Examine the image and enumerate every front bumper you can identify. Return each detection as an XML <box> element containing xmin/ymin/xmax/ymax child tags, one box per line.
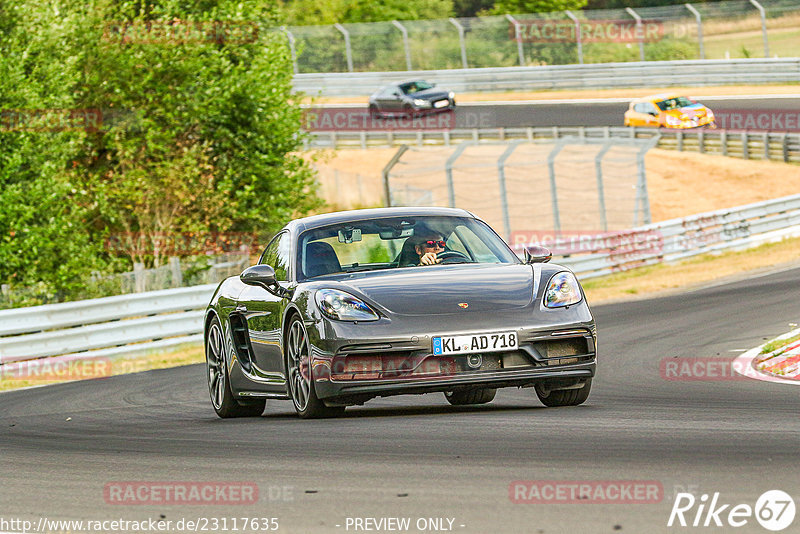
<box><xmin>310</xmin><ymin>320</ymin><xmax>597</xmax><ymax>402</ymax></box>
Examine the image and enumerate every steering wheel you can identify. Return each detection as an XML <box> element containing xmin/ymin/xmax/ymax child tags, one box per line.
<box><xmin>436</xmin><ymin>250</ymin><xmax>472</xmax><ymax>264</ymax></box>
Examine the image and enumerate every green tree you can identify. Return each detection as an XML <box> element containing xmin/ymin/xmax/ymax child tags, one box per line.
<box><xmin>0</xmin><ymin>0</ymin><xmax>321</xmax><ymax>302</ymax></box>
<box><xmin>490</xmin><ymin>0</ymin><xmax>587</xmax><ymax>14</ymax></box>
<box><xmin>279</xmin><ymin>0</ymin><xmax>454</xmax><ymax>26</ymax></box>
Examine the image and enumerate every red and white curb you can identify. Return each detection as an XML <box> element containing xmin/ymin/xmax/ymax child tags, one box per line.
<box><xmin>734</xmin><ymin>327</ymin><xmax>800</xmax><ymax>385</ymax></box>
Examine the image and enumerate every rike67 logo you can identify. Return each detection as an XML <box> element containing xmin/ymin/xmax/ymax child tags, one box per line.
<box><xmin>668</xmin><ymin>490</ymin><xmax>796</xmax><ymax>531</ymax></box>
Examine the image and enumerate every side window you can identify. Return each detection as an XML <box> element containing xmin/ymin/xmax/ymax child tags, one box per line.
<box><xmin>452</xmin><ymin>225</ymin><xmax>499</xmax><ymax>263</ymax></box>
<box><xmin>646</xmin><ymin>103</ymin><xmax>659</xmax><ymax>115</ymax></box>
<box><xmin>633</xmin><ymin>103</ymin><xmax>644</xmax><ymax>113</ymax></box>
<box><xmin>259</xmin><ymin>231</ymin><xmax>291</xmax><ymax>281</ymax></box>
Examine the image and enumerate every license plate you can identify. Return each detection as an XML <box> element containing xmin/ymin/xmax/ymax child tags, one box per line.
<box><xmin>432</xmin><ymin>331</ymin><xmax>518</xmax><ymax>355</ymax></box>
<box><xmin>433</xmin><ymin>100</ymin><xmax>449</xmax><ymax>108</ymax></box>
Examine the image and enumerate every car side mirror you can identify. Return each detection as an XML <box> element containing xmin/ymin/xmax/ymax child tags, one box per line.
<box><xmin>240</xmin><ymin>265</ymin><xmax>281</xmax><ymax>293</ymax></box>
<box><xmin>524</xmin><ymin>245</ymin><xmax>552</xmax><ymax>264</ymax></box>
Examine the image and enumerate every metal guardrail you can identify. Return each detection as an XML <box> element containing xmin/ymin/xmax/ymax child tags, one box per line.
<box><xmin>305</xmin><ymin>126</ymin><xmax>800</xmax><ymax>163</ymax></box>
<box><xmin>549</xmin><ymin>193</ymin><xmax>800</xmax><ymax>278</ymax></box>
<box><xmin>293</xmin><ymin>59</ymin><xmax>800</xmax><ymax>97</ymax></box>
<box><xmin>0</xmin><ymin>284</ymin><xmax>217</xmax><ymax>366</ymax></box>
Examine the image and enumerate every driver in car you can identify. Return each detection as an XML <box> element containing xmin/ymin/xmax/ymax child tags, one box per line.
<box><xmin>413</xmin><ymin>232</ymin><xmax>445</xmax><ymax>266</ymax></box>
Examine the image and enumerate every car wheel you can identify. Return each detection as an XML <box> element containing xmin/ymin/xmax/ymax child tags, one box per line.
<box><xmin>206</xmin><ymin>316</ymin><xmax>265</xmax><ymax>418</ymax></box>
<box><xmin>444</xmin><ymin>388</ymin><xmax>496</xmax><ymax>406</ymax></box>
<box><xmin>285</xmin><ymin>315</ymin><xmax>345</xmax><ymax>419</ymax></box>
<box><xmin>535</xmin><ymin>378</ymin><xmax>592</xmax><ymax>407</ymax></box>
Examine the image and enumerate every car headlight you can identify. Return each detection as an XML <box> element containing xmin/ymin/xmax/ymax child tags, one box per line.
<box><xmin>412</xmin><ymin>98</ymin><xmax>429</xmax><ymax>107</ymax></box>
<box><xmin>315</xmin><ymin>289</ymin><xmax>379</xmax><ymax>322</ymax></box>
<box><xmin>448</xmin><ymin>91</ymin><xmax>455</xmax><ymax>99</ymax></box>
<box><xmin>665</xmin><ymin>115</ymin><xmax>682</xmax><ymax>126</ymax></box>
<box><xmin>544</xmin><ymin>272</ymin><xmax>582</xmax><ymax>308</ymax></box>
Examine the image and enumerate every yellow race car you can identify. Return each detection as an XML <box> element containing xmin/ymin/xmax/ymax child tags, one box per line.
<box><xmin>624</xmin><ymin>94</ymin><xmax>716</xmax><ymax>129</ymax></box>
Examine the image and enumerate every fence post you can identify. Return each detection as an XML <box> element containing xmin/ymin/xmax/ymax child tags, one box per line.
<box><xmin>334</xmin><ymin>23</ymin><xmax>354</xmax><ymax>72</ymax></box>
<box><xmin>382</xmin><ymin>145</ymin><xmax>409</xmax><ymax>207</ymax></box>
<box><xmin>1</xmin><ymin>284</ymin><xmax>9</xmax><ymax>305</ymax></box>
<box><xmin>721</xmin><ymin>129</ymin><xmax>728</xmax><ymax>156</ymax></box>
<box><xmin>281</xmin><ymin>27</ymin><xmax>299</xmax><ymax>74</ymax></box>
<box><xmin>595</xmin><ymin>143</ymin><xmax>613</xmax><ymax>232</ymax></box>
<box><xmin>677</xmin><ymin>129</ymin><xmax>684</xmax><ymax>151</ymax></box>
<box><xmin>698</xmin><ymin>130</ymin><xmax>704</xmax><ymax>154</ymax></box>
<box><xmin>565</xmin><ymin>10</ymin><xmax>583</xmax><ymax>64</ymax></box>
<box><xmin>748</xmin><ymin>0</ymin><xmax>770</xmax><ymax>58</ymax></box>
<box><xmin>506</xmin><ymin>14</ymin><xmax>525</xmax><ymax>67</ymax></box>
<box><xmin>625</xmin><ymin>7</ymin><xmax>646</xmax><ymax>61</ymax></box>
<box><xmin>169</xmin><ymin>257</ymin><xmax>182</xmax><ymax>288</ymax></box>
<box><xmin>449</xmin><ymin>18</ymin><xmax>468</xmax><ymax>69</ymax></box>
<box><xmin>634</xmin><ymin>135</ymin><xmax>659</xmax><ymax>226</ymax></box>
<box><xmin>741</xmin><ymin>131</ymin><xmax>750</xmax><ymax>159</ymax></box>
<box><xmin>782</xmin><ymin>132</ymin><xmax>789</xmax><ymax>162</ymax></box>
<box><xmin>391</xmin><ymin>20</ymin><xmax>412</xmax><ymax>71</ymax></box>
<box><xmin>133</xmin><ymin>262</ymin><xmax>146</xmax><ymax>293</ymax></box>
<box><xmin>445</xmin><ymin>142</ymin><xmax>473</xmax><ymax>208</ymax></box>
<box><xmin>547</xmin><ymin>141</ymin><xmax>567</xmax><ymax>232</ymax></box>
<box><xmin>763</xmin><ymin>131</ymin><xmax>770</xmax><ymax>160</ymax></box>
<box><xmin>497</xmin><ymin>140</ymin><xmax>523</xmax><ymax>242</ymax></box>
<box><xmin>684</xmin><ymin>4</ymin><xmax>704</xmax><ymax>59</ymax></box>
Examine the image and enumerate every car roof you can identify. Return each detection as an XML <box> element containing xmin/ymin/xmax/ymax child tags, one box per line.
<box><xmin>289</xmin><ymin>207</ymin><xmax>475</xmax><ymax>232</ymax></box>
<box><xmin>632</xmin><ymin>93</ymin><xmax>685</xmax><ymax>104</ymax></box>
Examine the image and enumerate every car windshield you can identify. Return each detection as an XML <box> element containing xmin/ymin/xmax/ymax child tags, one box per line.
<box><xmin>399</xmin><ymin>81</ymin><xmax>434</xmax><ymax>94</ymax></box>
<box><xmin>297</xmin><ymin>216</ymin><xmax>519</xmax><ymax>280</ymax></box>
<box><xmin>655</xmin><ymin>96</ymin><xmax>695</xmax><ymax>111</ymax></box>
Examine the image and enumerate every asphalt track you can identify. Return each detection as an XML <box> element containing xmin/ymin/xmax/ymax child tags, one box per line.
<box><xmin>456</xmin><ymin>96</ymin><xmax>800</xmax><ymax>128</ymax></box>
<box><xmin>2</xmin><ymin>265</ymin><xmax>800</xmax><ymax>533</ymax></box>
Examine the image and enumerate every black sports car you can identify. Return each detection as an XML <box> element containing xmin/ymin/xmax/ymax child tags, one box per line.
<box><xmin>368</xmin><ymin>80</ymin><xmax>455</xmax><ymax>118</ymax></box>
<box><xmin>204</xmin><ymin>207</ymin><xmax>596</xmax><ymax>419</ymax></box>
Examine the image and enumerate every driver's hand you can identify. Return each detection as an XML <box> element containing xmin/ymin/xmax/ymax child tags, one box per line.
<box><xmin>419</xmin><ymin>252</ymin><xmax>441</xmax><ymax>266</ymax></box>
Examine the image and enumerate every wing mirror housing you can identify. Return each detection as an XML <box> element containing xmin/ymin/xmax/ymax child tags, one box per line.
<box><xmin>240</xmin><ymin>265</ymin><xmax>290</xmax><ymax>297</ymax></box>
<box><xmin>524</xmin><ymin>245</ymin><xmax>552</xmax><ymax>264</ymax></box>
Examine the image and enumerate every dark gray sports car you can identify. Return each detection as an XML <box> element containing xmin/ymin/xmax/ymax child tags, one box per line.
<box><xmin>204</xmin><ymin>207</ymin><xmax>596</xmax><ymax>419</ymax></box>
<box><xmin>368</xmin><ymin>80</ymin><xmax>455</xmax><ymax>118</ymax></box>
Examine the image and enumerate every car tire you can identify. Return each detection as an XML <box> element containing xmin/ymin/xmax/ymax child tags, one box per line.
<box><xmin>444</xmin><ymin>388</ymin><xmax>496</xmax><ymax>406</ymax></box>
<box><xmin>535</xmin><ymin>378</ymin><xmax>592</xmax><ymax>407</ymax></box>
<box><xmin>206</xmin><ymin>316</ymin><xmax>265</xmax><ymax>418</ymax></box>
<box><xmin>285</xmin><ymin>315</ymin><xmax>346</xmax><ymax>419</ymax></box>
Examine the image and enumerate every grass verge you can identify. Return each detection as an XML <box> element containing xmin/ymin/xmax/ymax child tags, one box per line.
<box><xmin>583</xmin><ymin>235</ymin><xmax>800</xmax><ymax>304</ymax></box>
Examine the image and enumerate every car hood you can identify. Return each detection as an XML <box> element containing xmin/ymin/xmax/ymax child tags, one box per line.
<box><xmin>409</xmin><ymin>88</ymin><xmax>451</xmax><ymax>101</ymax></box>
<box><xmin>331</xmin><ymin>263</ymin><xmax>535</xmax><ymax>316</ymax></box>
<box><xmin>664</xmin><ymin>104</ymin><xmax>710</xmax><ymax>118</ymax></box>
